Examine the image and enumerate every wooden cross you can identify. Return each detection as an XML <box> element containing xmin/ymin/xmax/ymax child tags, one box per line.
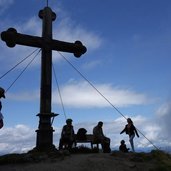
<box><xmin>1</xmin><ymin>6</ymin><xmax>86</xmax><ymax>152</ymax></box>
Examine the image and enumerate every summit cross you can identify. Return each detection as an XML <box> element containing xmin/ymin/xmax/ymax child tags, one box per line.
<box><xmin>1</xmin><ymin>6</ymin><xmax>87</xmax><ymax>151</ymax></box>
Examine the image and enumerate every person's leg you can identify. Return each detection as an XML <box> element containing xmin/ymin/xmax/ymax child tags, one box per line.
<box><xmin>68</xmin><ymin>139</ymin><xmax>73</xmax><ymax>150</ymax></box>
<box><xmin>129</xmin><ymin>134</ymin><xmax>135</xmax><ymax>152</ymax></box>
<box><xmin>103</xmin><ymin>137</ymin><xmax>111</xmax><ymax>153</ymax></box>
<box><xmin>59</xmin><ymin>138</ymin><xmax>63</xmax><ymax>150</ymax></box>
<box><xmin>105</xmin><ymin>137</ymin><xmax>110</xmax><ymax>146</ymax></box>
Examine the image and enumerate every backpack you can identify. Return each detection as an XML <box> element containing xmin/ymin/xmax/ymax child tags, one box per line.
<box><xmin>76</xmin><ymin>128</ymin><xmax>87</xmax><ymax>141</ymax></box>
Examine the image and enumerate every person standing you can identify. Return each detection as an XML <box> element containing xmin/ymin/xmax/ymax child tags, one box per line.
<box><xmin>120</xmin><ymin>118</ymin><xmax>139</xmax><ymax>152</ymax></box>
<box><xmin>0</xmin><ymin>87</ymin><xmax>5</xmax><ymax>129</ymax></box>
<box><xmin>93</xmin><ymin>121</ymin><xmax>111</xmax><ymax>153</ymax></box>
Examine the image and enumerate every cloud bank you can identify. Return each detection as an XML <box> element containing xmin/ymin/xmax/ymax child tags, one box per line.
<box><xmin>0</xmin><ymin>124</ymin><xmax>35</xmax><ymax>154</ymax></box>
<box><xmin>0</xmin><ymin>113</ymin><xmax>171</xmax><ymax>155</ymax></box>
<box><xmin>53</xmin><ymin>81</ymin><xmax>151</xmax><ymax>108</ymax></box>
<box><xmin>6</xmin><ymin>80</ymin><xmax>151</xmax><ymax>109</ymax></box>
<box><xmin>156</xmin><ymin>101</ymin><xmax>171</xmax><ymax>141</ymax></box>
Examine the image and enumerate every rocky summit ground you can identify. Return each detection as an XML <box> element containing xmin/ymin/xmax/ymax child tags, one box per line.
<box><xmin>0</xmin><ymin>150</ymin><xmax>171</xmax><ymax>171</ymax></box>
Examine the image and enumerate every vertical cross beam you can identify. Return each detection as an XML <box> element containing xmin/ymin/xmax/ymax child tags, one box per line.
<box><xmin>36</xmin><ymin>7</ymin><xmax>57</xmax><ymax>151</ymax></box>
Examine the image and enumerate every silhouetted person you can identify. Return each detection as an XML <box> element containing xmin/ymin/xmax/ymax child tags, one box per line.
<box><xmin>120</xmin><ymin>118</ymin><xmax>139</xmax><ymax>152</ymax></box>
<box><xmin>119</xmin><ymin>140</ymin><xmax>130</xmax><ymax>153</ymax></box>
<box><xmin>0</xmin><ymin>87</ymin><xmax>5</xmax><ymax>129</ymax></box>
<box><xmin>93</xmin><ymin>121</ymin><xmax>111</xmax><ymax>153</ymax></box>
<box><xmin>59</xmin><ymin>118</ymin><xmax>75</xmax><ymax>151</ymax></box>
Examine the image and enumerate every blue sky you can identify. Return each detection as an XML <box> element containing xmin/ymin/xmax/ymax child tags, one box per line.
<box><xmin>0</xmin><ymin>0</ymin><xmax>171</xmax><ymax>154</ymax></box>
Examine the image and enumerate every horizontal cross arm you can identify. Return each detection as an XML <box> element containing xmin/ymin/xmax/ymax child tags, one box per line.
<box><xmin>1</xmin><ymin>28</ymin><xmax>43</xmax><ymax>48</ymax></box>
<box><xmin>51</xmin><ymin>40</ymin><xmax>87</xmax><ymax>57</ymax></box>
<box><xmin>1</xmin><ymin>28</ymin><xmax>87</xmax><ymax>57</ymax></box>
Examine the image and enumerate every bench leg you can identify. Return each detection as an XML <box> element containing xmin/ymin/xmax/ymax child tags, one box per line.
<box><xmin>91</xmin><ymin>142</ymin><xmax>93</xmax><ymax>149</ymax></box>
<box><xmin>91</xmin><ymin>143</ymin><xmax>99</xmax><ymax>150</ymax></box>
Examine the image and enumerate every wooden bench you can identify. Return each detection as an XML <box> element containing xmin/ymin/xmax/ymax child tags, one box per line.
<box><xmin>74</xmin><ymin>134</ymin><xmax>100</xmax><ymax>149</ymax></box>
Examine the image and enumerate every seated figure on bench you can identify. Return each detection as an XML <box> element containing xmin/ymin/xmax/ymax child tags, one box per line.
<box><xmin>59</xmin><ymin>118</ymin><xmax>75</xmax><ymax>151</ymax></box>
<box><xmin>93</xmin><ymin>121</ymin><xmax>111</xmax><ymax>153</ymax></box>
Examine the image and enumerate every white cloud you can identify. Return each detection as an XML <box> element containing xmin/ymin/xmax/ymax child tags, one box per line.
<box><xmin>156</xmin><ymin>101</ymin><xmax>171</xmax><ymax>117</ymax></box>
<box><xmin>6</xmin><ymin>80</ymin><xmax>151</xmax><ymax>108</ymax></box>
<box><xmin>4</xmin><ymin>80</ymin><xmax>151</xmax><ymax>108</ymax></box>
<box><xmin>20</xmin><ymin>17</ymin><xmax>41</xmax><ymax>36</ymax></box>
<box><xmin>0</xmin><ymin>124</ymin><xmax>35</xmax><ymax>154</ymax></box>
<box><xmin>142</xmin><ymin>125</ymin><xmax>160</xmax><ymax>142</ymax></box>
<box><xmin>53</xmin><ymin>81</ymin><xmax>151</xmax><ymax>108</ymax></box>
<box><xmin>155</xmin><ymin>101</ymin><xmax>171</xmax><ymax>141</ymax></box>
<box><xmin>54</xmin><ymin>23</ymin><xmax>102</xmax><ymax>51</ymax></box>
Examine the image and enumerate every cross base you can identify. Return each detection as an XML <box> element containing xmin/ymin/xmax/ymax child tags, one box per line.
<box><xmin>35</xmin><ymin>113</ymin><xmax>58</xmax><ymax>152</ymax></box>
<box><xmin>30</xmin><ymin>144</ymin><xmax>58</xmax><ymax>154</ymax></box>
<box><xmin>35</xmin><ymin>129</ymin><xmax>56</xmax><ymax>151</ymax></box>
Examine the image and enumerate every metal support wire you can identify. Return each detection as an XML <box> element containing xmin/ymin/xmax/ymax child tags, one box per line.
<box><xmin>52</xmin><ymin>62</ymin><xmax>67</xmax><ymax>120</ymax></box>
<box><xmin>0</xmin><ymin>48</ymin><xmax>39</xmax><ymax>80</ymax></box>
<box><xmin>6</xmin><ymin>49</ymin><xmax>41</xmax><ymax>93</ymax></box>
<box><xmin>57</xmin><ymin>51</ymin><xmax>159</xmax><ymax>151</ymax></box>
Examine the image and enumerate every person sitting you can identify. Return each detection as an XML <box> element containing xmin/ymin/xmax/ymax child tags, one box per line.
<box><xmin>93</xmin><ymin>121</ymin><xmax>111</xmax><ymax>153</ymax></box>
<box><xmin>59</xmin><ymin>118</ymin><xmax>75</xmax><ymax>151</ymax></box>
<box><xmin>119</xmin><ymin>140</ymin><xmax>130</xmax><ymax>153</ymax></box>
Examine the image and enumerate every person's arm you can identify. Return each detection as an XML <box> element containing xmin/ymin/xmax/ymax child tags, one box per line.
<box><xmin>72</xmin><ymin>126</ymin><xmax>75</xmax><ymax>138</ymax></box>
<box><xmin>120</xmin><ymin>126</ymin><xmax>126</xmax><ymax>134</ymax></box>
<box><xmin>100</xmin><ymin>128</ymin><xmax>105</xmax><ymax>137</ymax></box>
<box><xmin>61</xmin><ymin>125</ymin><xmax>66</xmax><ymax>137</ymax></box>
<box><xmin>72</xmin><ymin>126</ymin><xmax>75</xmax><ymax>135</ymax></box>
<box><xmin>93</xmin><ymin>126</ymin><xmax>103</xmax><ymax>139</ymax></box>
<box><xmin>0</xmin><ymin>112</ymin><xmax>3</xmax><ymax>120</ymax></box>
<box><xmin>133</xmin><ymin>125</ymin><xmax>139</xmax><ymax>137</ymax></box>
<box><xmin>93</xmin><ymin>126</ymin><xmax>97</xmax><ymax>135</ymax></box>
<box><xmin>0</xmin><ymin>101</ymin><xmax>2</xmax><ymax>111</ymax></box>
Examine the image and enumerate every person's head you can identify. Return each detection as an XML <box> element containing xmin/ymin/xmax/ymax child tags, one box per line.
<box><xmin>127</xmin><ymin>118</ymin><xmax>133</xmax><ymax>124</ymax></box>
<box><xmin>66</xmin><ymin>118</ymin><xmax>73</xmax><ymax>125</ymax></box>
<box><xmin>0</xmin><ymin>87</ymin><xmax>5</xmax><ymax>99</ymax></box>
<box><xmin>120</xmin><ymin>140</ymin><xmax>125</xmax><ymax>145</ymax></box>
<box><xmin>97</xmin><ymin>121</ymin><xmax>103</xmax><ymax>128</ymax></box>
